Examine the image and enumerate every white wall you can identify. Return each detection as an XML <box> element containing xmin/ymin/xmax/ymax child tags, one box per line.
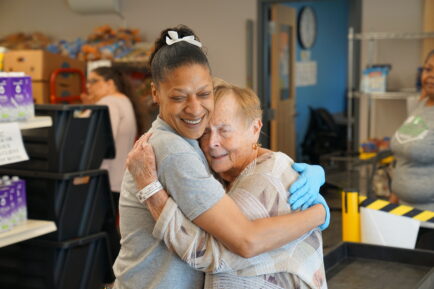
<box><xmin>0</xmin><ymin>0</ymin><xmax>257</xmax><ymax>87</ymax></box>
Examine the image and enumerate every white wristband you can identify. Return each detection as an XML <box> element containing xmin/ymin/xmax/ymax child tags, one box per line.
<box><xmin>136</xmin><ymin>180</ymin><xmax>163</xmax><ymax>203</ymax></box>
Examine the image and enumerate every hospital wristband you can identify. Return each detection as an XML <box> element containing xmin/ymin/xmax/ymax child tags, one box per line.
<box><xmin>136</xmin><ymin>180</ymin><xmax>163</xmax><ymax>203</ymax></box>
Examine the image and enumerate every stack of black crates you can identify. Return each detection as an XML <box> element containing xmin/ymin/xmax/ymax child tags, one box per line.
<box><xmin>0</xmin><ymin>105</ymin><xmax>119</xmax><ymax>289</ymax></box>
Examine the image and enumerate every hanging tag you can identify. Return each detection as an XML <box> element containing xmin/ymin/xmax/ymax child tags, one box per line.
<box><xmin>0</xmin><ymin>122</ymin><xmax>29</xmax><ymax>166</ymax></box>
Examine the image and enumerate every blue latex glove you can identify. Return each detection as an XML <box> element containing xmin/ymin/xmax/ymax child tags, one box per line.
<box><xmin>312</xmin><ymin>194</ymin><xmax>330</xmax><ymax>231</ymax></box>
<box><xmin>289</xmin><ymin>163</ymin><xmax>325</xmax><ymax>210</ymax></box>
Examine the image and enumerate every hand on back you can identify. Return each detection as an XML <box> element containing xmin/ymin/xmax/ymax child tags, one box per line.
<box><xmin>126</xmin><ymin>132</ymin><xmax>158</xmax><ymax>190</ymax></box>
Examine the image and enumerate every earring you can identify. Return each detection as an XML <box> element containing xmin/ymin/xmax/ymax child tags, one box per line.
<box><xmin>252</xmin><ymin>143</ymin><xmax>262</xmax><ymax>150</ymax></box>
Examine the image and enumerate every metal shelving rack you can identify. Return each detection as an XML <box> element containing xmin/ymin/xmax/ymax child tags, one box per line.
<box><xmin>347</xmin><ymin>28</ymin><xmax>434</xmax><ymax>151</ymax></box>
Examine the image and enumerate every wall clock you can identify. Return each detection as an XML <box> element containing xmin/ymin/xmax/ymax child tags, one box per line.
<box><xmin>298</xmin><ymin>6</ymin><xmax>317</xmax><ymax>49</ymax></box>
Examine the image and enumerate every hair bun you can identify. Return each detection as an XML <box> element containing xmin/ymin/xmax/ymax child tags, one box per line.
<box><xmin>150</xmin><ymin>25</ymin><xmax>200</xmax><ymax>65</ymax></box>
<box><xmin>149</xmin><ymin>25</ymin><xmax>210</xmax><ymax>85</ymax></box>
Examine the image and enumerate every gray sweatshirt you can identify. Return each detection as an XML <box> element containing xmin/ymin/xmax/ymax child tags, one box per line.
<box><xmin>391</xmin><ymin>98</ymin><xmax>434</xmax><ymax>211</ymax></box>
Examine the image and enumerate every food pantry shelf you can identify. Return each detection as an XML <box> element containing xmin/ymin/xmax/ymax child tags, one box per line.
<box><xmin>0</xmin><ymin>116</ymin><xmax>56</xmax><ymax>248</ymax></box>
<box><xmin>0</xmin><ymin>219</ymin><xmax>56</xmax><ymax>248</ymax></box>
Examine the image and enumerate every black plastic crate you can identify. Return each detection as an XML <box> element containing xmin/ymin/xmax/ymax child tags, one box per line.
<box><xmin>6</xmin><ymin>104</ymin><xmax>115</xmax><ymax>172</ymax></box>
<box><xmin>0</xmin><ymin>232</ymin><xmax>114</xmax><ymax>289</ymax></box>
<box><xmin>324</xmin><ymin>242</ymin><xmax>434</xmax><ymax>289</ymax></box>
<box><xmin>0</xmin><ymin>168</ymin><xmax>116</xmax><ymax>242</ymax></box>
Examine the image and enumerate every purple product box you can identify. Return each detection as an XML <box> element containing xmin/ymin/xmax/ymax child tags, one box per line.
<box><xmin>0</xmin><ymin>76</ymin><xmax>14</xmax><ymax>122</ymax></box>
<box><xmin>11</xmin><ymin>76</ymin><xmax>34</xmax><ymax>120</ymax></box>
<box><xmin>12</xmin><ymin>177</ymin><xmax>27</xmax><ymax>223</ymax></box>
<box><xmin>0</xmin><ymin>185</ymin><xmax>12</xmax><ymax>232</ymax></box>
<box><xmin>5</xmin><ymin>182</ymin><xmax>18</xmax><ymax>226</ymax></box>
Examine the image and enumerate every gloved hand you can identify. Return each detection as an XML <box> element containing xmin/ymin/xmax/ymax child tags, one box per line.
<box><xmin>312</xmin><ymin>194</ymin><xmax>330</xmax><ymax>231</ymax></box>
<box><xmin>288</xmin><ymin>163</ymin><xmax>325</xmax><ymax>210</ymax></box>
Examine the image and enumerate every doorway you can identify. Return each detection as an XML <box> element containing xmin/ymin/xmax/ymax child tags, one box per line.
<box><xmin>258</xmin><ymin>0</ymin><xmax>357</xmax><ymax>160</ymax></box>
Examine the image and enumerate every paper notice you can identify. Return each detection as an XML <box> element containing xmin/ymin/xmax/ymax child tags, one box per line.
<box><xmin>0</xmin><ymin>122</ymin><xmax>29</xmax><ymax>166</ymax></box>
<box><xmin>296</xmin><ymin>61</ymin><xmax>317</xmax><ymax>87</ymax></box>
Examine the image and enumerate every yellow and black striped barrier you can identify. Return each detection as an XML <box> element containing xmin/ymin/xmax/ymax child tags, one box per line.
<box><xmin>358</xmin><ymin>196</ymin><xmax>434</xmax><ymax>224</ymax></box>
<box><xmin>342</xmin><ymin>191</ymin><xmax>434</xmax><ymax>243</ymax></box>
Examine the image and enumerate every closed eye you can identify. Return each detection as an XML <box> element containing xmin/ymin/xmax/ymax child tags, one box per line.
<box><xmin>198</xmin><ymin>91</ymin><xmax>211</xmax><ymax>98</ymax></box>
<box><xmin>219</xmin><ymin>127</ymin><xmax>232</xmax><ymax>137</ymax></box>
<box><xmin>171</xmin><ymin>96</ymin><xmax>186</xmax><ymax>102</ymax></box>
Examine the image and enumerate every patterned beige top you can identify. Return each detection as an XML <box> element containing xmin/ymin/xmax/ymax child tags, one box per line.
<box><xmin>152</xmin><ymin>151</ymin><xmax>327</xmax><ymax>289</ymax></box>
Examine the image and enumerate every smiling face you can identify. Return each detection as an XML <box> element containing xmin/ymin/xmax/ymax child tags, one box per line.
<box><xmin>200</xmin><ymin>91</ymin><xmax>262</xmax><ymax>182</ymax></box>
<box><xmin>422</xmin><ymin>55</ymin><xmax>434</xmax><ymax>99</ymax></box>
<box><xmin>152</xmin><ymin>64</ymin><xmax>214</xmax><ymax>139</ymax></box>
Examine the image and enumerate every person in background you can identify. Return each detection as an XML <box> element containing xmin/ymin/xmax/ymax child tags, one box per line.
<box><xmin>113</xmin><ymin>25</ymin><xmax>327</xmax><ymax>289</ymax></box>
<box><xmin>389</xmin><ymin>49</ymin><xmax>434</xmax><ymax>249</ymax></box>
<box><xmin>82</xmin><ymin>67</ymin><xmax>139</xmax><ymax>279</ymax></box>
<box><xmin>131</xmin><ymin>82</ymin><xmax>328</xmax><ymax>288</ymax></box>
<box><xmin>81</xmin><ymin>66</ymin><xmax>138</xmax><ymax>210</ymax></box>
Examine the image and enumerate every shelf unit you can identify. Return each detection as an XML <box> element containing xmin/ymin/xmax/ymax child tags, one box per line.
<box><xmin>347</xmin><ymin>28</ymin><xmax>434</xmax><ymax>151</ymax></box>
<box><xmin>353</xmin><ymin>91</ymin><xmax>421</xmax><ymax>141</ymax></box>
<box><xmin>0</xmin><ymin>220</ymin><xmax>56</xmax><ymax>248</ymax></box>
<box><xmin>0</xmin><ymin>116</ymin><xmax>56</xmax><ymax>247</ymax></box>
<box><xmin>18</xmin><ymin>116</ymin><xmax>52</xmax><ymax>130</ymax></box>
<box><xmin>353</xmin><ymin>91</ymin><xmax>420</xmax><ymax>100</ymax></box>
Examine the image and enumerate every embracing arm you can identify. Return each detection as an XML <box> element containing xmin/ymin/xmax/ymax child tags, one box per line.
<box><xmin>135</xmin><ymin>171</ymin><xmax>324</xmax><ymax>260</ymax></box>
<box><xmin>128</xmin><ymin>134</ymin><xmax>326</xmax><ymax>272</ymax></box>
<box><xmin>148</xmin><ymin>193</ymin><xmax>323</xmax><ymax>273</ymax></box>
<box><xmin>191</xmin><ymin>195</ymin><xmax>324</xmax><ymax>258</ymax></box>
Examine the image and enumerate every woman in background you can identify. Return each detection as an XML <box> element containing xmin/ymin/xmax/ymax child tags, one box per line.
<box><xmin>82</xmin><ymin>66</ymin><xmax>138</xmax><ymax>288</ymax></box>
<box><xmin>390</xmin><ymin>50</ymin><xmax>434</xmax><ymax>249</ymax></box>
<box><xmin>81</xmin><ymin>66</ymin><xmax>138</xmax><ymax>208</ymax></box>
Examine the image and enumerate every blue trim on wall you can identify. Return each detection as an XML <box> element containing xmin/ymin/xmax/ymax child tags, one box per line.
<box><xmin>286</xmin><ymin>0</ymin><xmax>348</xmax><ymax>160</ymax></box>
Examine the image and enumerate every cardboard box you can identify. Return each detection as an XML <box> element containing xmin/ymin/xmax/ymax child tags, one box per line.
<box><xmin>31</xmin><ymin>82</ymin><xmax>50</xmax><ymax>104</ymax></box>
<box><xmin>32</xmin><ymin>81</ymin><xmax>83</xmax><ymax>104</ymax></box>
<box><xmin>3</xmin><ymin>50</ymin><xmax>85</xmax><ymax>81</ymax></box>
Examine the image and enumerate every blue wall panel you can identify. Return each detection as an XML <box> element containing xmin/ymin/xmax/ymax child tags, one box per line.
<box><xmin>285</xmin><ymin>0</ymin><xmax>348</xmax><ymax>160</ymax></box>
